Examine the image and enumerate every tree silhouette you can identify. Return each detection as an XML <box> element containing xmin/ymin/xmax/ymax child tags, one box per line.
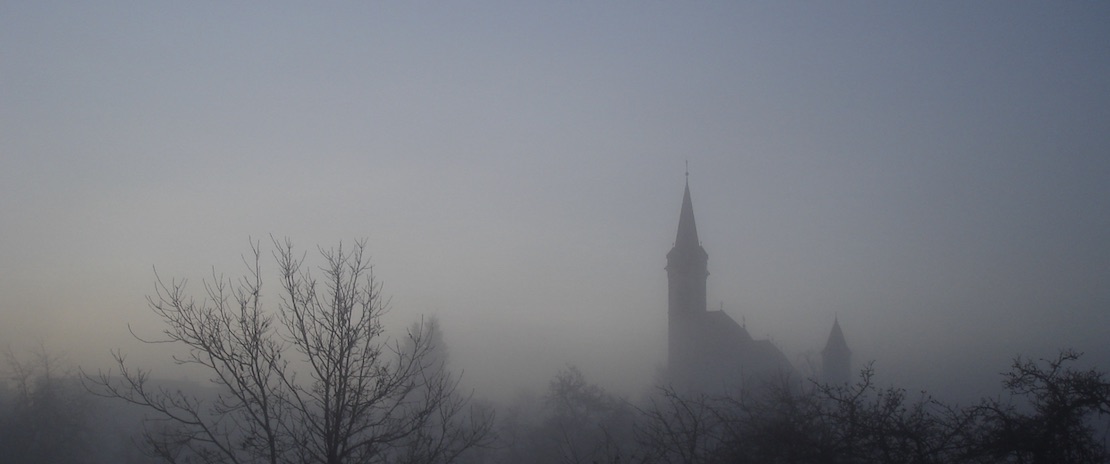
<box><xmin>970</xmin><ymin>349</ymin><xmax>1110</xmax><ymax>464</ymax></box>
<box><xmin>2</xmin><ymin>344</ymin><xmax>92</xmax><ymax>464</ymax></box>
<box><xmin>634</xmin><ymin>354</ymin><xmax>1110</xmax><ymax>464</ymax></box>
<box><xmin>85</xmin><ymin>238</ymin><xmax>493</xmax><ymax>464</ymax></box>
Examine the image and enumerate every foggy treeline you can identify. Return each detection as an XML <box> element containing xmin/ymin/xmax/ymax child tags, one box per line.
<box><xmin>4</xmin><ymin>343</ymin><xmax>1110</xmax><ymax>463</ymax></box>
<box><xmin>3</xmin><ymin>240</ymin><xmax>1109</xmax><ymax>464</ymax></box>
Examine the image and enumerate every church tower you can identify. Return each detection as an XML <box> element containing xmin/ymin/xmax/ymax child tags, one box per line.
<box><xmin>666</xmin><ymin>176</ymin><xmax>708</xmax><ymax>380</ymax></box>
<box><xmin>821</xmin><ymin>317</ymin><xmax>852</xmax><ymax>385</ymax></box>
<box><xmin>661</xmin><ymin>174</ymin><xmax>796</xmax><ymax>392</ymax></box>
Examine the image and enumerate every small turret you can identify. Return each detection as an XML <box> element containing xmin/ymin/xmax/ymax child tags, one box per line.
<box><xmin>821</xmin><ymin>317</ymin><xmax>851</xmax><ymax>385</ymax></box>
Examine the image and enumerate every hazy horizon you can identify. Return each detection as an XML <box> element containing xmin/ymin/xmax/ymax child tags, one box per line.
<box><xmin>3</xmin><ymin>2</ymin><xmax>1109</xmax><ymax>403</ymax></box>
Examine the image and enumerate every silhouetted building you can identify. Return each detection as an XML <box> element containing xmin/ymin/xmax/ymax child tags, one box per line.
<box><xmin>821</xmin><ymin>317</ymin><xmax>852</xmax><ymax>385</ymax></box>
<box><xmin>665</xmin><ymin>177</ymin><xmax>794</xmax><ymax>393</ymax></box>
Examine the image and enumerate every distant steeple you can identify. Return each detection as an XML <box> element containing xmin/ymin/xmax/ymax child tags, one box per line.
<box><xmin>666</xmin><ymin>171</ymin><xmax>710</xmax><ymax>382</ymax></box>
<box><xmin>674</xmin><ymin>177</ymin><xmax>700</xmax><ymax>249</ymax></box>
<box><xmin>821</xmin><ymin>317</ymin><xmax>852</xmax><ymax>385</ymax></box>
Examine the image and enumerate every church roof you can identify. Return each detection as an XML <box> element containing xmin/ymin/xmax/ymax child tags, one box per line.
<box><xmin>699</xmin><ymin>310</ymin><xmax>753</xmax><ymax>344</ymax></box>
<box><xmin>822</xmin><ymin>318</ymin><xmax>850</xmax><ymax>355</ymax></box>
<box><xmin>693</xmin><ymin>310</ymin><xmax>796</xmax><ymax>389</ymax></box>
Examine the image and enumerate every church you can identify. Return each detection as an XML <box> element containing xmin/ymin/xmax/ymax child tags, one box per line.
<box><xmin>664</xmin><ymin>175</ymin><xmax>851</xmax><ymax>392</ymax></box>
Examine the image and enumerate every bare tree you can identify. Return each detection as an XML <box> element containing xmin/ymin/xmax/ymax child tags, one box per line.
<box><xmin>394</xmin><ymin>317</ymin><xmax>496</xmax><ymax>464</ymax></box>
<box><xmin>85</xmin><ymin>238</ymin><xmax>493</xmax><ymax>464</ymax></box>
<box><xmin>970</xmin><ymin>349</ymin><xmax>1110</xmax><ymax>464</ymax></box>
<box><xmin>636</xmin><ymin>366</ymin><xmax>980</xmax><ymax>464</ymax></box>
<box><xmin>635</xmin><ymin>386</ymin><xmax>729</xmax><ymax>464</ymax></box>
<box><xmin>542</xmin><ymin>366</ymin><xmax>635</xmax><ymax>464</ymax></box>
<box><xmin>2</xmin><ymin>344</ymin><xmax>92</xmax><ymax>464</ymax></box>
<box><xmin>491</xmin><ymin>365</ymin><xmax>635</xmax><ymax>464</ymax></box>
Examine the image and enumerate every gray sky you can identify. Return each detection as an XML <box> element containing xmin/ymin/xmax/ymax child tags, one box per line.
<box><xmin>3</xmin><ymin>2</ymin><xmax>1108</xmax><ymax>400</ymax></box>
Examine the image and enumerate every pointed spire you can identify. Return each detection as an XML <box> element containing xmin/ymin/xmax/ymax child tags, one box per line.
<box><xmin>674</xmin><ymin>175</ymin><xmax>700</xmax><ymax>249</ymax></box>
<box><xmin>823</xmin><ymin>317</ymin><xmax>850</xmax><ymax>354</ymax></box>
